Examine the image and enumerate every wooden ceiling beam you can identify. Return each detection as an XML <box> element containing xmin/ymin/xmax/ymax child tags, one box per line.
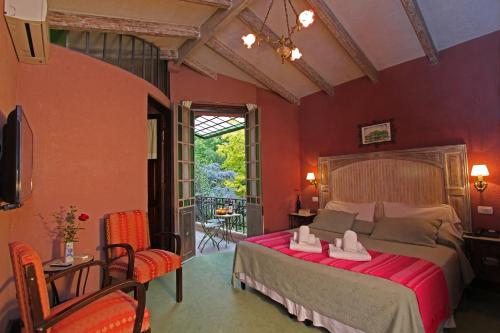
<box><xmin>206</xmin><ymin>38</ymin><xmax>300</xmax><ymax>105</ymax></box>
<box><xmin>47</xmin><ymin>10</ymin><xmax>200</xmax><ymax>39</ymax></box>
<box><xmin>159</xmin><ymin>49</ymin><xmax>179</xmax><ymax>60</ymax></box>
<box><xmin>176</xmin><ymin>0</ymin><xmax>252</xmax><ymax>64</ymax></box>
<box><xmin>400</xmin><ymin>0</ymin><xmax>439</xmax><ymax>64</ymax></box>
<box><xmin>179</xmin><ymin>0</ymin><xmax>232</xmax><ymax>9</ymax></box>
<box><xmin>304</xmin><ymin>0</ymin><xmax>379</xmax><ymax>83</ymax></box>
<box><xmin>238</xmin><ymin>9</ymin><xmax>334</xmax><ymax>96</ymax></box>
<box><xmin>184</xmin><ymin>58</ymin><xmax>218</xmax><ymax>80</ymax></box>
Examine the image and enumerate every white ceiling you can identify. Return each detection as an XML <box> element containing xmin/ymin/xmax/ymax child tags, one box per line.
<box><xmin>48</xmin><ymin>0</ymin><xmax>500</xmax><ymax>100</ymax></box>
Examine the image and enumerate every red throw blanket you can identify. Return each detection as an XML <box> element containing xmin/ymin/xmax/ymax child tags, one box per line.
<box><xmin>246</xmin><ymin>231</ymin><xmax>450</xmax><ymax>333</ymax></box>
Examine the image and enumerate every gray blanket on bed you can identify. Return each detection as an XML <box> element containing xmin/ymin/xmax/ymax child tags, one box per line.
<box><xmin>232</xmin><ymin>228</ymin><xmax>474</xmax><ymax>333</ymax></box>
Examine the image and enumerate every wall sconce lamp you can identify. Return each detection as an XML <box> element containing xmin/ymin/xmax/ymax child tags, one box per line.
<box><xmin>471</xmin><ymin>164</ymin><xmax>489</xmax><ymax>192</ymax></box>
<box><xmin>306</xmin><ymin>172</ymin><xmax>318</xmax><ymax>188</ymax></box>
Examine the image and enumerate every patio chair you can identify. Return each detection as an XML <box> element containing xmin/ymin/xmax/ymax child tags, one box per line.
<box><xmin>9</xmin><ymin>241</ymin><xmax>149</xmax><ymax>333</ymax></box>
<box><xmin>197</xmin><ymin>206</ymin><xmax>223</xmax><ymax>253</ymax></box>
<box><xmin>104</xmin><ymin>210</ymin><xmax>183</xmax><ymax>302</ymax></box>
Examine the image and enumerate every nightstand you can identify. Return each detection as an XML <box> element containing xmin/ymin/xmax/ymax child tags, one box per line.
<box><xmin>288</xmin><ymin>213</ymin><xmax>316</xmax><ymax>229</ymax></box>
<box><xmin>463</xmin><ymin>233</ymin><xmax>500</xmax><ymax>284</ymax></box>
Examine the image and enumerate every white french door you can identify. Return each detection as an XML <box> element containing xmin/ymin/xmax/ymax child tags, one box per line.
<box><xmin>245</xmin><ymin>104</ymin><xmax>263</xmax><ymax>237</ymax></box>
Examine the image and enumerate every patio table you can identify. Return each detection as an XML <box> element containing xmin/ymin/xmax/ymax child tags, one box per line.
<box><xmin>215</xmin><ymin>213</ymin><xmax>242</xmax><ymax>246</ymax></box>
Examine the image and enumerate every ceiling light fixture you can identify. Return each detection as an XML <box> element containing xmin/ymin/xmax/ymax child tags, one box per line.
<box><xmin>241</xmin><ymin>0</ymin><xmax>315</xmax><ymax>64</ymax></box>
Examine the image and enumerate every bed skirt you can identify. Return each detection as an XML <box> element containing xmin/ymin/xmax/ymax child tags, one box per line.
<box><xmin>236</xmin><ymin>273</ymin><xmax>454</xmax><ymax>333</ymax></box>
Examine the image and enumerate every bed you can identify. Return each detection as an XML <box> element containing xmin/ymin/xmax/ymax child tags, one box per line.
<box><xmin>233</xmin><ymin>145</ymin><xmax>475</xmax><ymax>333</ymax></box>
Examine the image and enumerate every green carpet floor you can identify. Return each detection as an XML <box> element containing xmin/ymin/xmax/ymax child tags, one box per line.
<box><xmin>147</xmin><ymin>252</ymin><xmax>500</xmax><ymax>333</ymax></box>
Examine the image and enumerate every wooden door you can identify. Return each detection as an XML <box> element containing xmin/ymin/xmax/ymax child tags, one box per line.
<box><xmin>175</xmin><ymin>102</ymin><xmax>196</xmax><ymax>260</ymax></box>
<box><xmin>245</xmin><ymin>104</ymin><xmax>264</xmax><ymax>237</ymax></box>
<box><xmin>147</xmin><ymin>97</ymin><xmax>173</xmax><ymax>250</ymax></box>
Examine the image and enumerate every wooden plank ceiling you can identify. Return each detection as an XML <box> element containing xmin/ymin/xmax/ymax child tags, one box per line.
<box><xmin>48</xmin><ymin>0</ymin><xmax>500</xmax><ymax>104</ymax></box>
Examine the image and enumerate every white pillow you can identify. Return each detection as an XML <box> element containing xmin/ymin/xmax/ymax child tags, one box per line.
<box><xmin>383</xmin><ymin>202</ymin><xmax>463</xmax><ymax>238</ymax></box>
<box><xmin>325</xmin><ymin>201</ymin><xmax>376</xmax><ymax>222</ymax></box>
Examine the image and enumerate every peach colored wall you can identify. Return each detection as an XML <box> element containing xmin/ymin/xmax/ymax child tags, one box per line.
<box><xmin>0</xmin><ymin>0</ymin><xmax>20</xmax><ymax>329</ymax></box>
<box><xmin>298</xmin><ymin>32</ymin><xmax>500</xmax><ymax>230</ymax></box>
<box><xmin>170</xmin><ymin>66</ymin><xmax>301</xmax><ymax>232</ymax></box>
<box><xmin>170</xmin><ymin>66</ymin><xmax>257</xmax><ymax>105</ymax></box>
<box><xmin>0</xmin><ymin>7</ymin><xmax>18</xmax><ymax>113</ymax></box>
<box><xmin>0</xmin><ymin>44</ymin><xmax>169</xmax><ymax>330</ymax></box>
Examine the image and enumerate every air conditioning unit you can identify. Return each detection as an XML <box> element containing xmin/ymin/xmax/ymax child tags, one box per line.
<box><xmin>4</xmin><ymin>0</ymin><xmax>49</xmax><ymax>64</ymax></box>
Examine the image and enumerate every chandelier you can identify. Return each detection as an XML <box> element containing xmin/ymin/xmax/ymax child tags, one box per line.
<box><xmin>241</xmin><ymin>0</ymin><xmax>315</xmax><ymax>64</ymax></box>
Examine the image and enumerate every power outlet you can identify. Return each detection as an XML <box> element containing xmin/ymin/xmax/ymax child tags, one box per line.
<box><xmin>477</xmin><ymin>206</ymin><xmax>494</xmax><ymax>215</ymax></box>
<box><xmin>312</xmin><ymin>196</ymin><xmax>319</xmax><ymax>202</ymax></box>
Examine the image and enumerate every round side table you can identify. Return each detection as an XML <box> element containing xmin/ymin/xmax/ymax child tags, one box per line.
<box><xmin>43</xmin><ymin>254</ymin><xmax>94</xmax><ymax>305</ymax></box>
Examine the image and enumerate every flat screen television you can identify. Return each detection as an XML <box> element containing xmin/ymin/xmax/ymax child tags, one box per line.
<box><xmin>0</xmin><ymin>105</ymin><xmax>33</xmax><ymax>210</ymax></box>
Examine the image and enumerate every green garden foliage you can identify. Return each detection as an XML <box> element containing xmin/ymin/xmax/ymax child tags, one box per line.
<box><xmin>195</xmin><ymin>129</ymin><xmax>246</xmax><ymax>198</ymax></box>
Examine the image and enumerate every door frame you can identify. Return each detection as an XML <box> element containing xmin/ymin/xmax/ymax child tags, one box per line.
<box><xmin>147</xmin><ymin>95</ymin><xmax>174</xmax><ymax>250</ymax></box>
<box><xmin>188</xmin><ymin>102</ymin><xmax>264</xmax><ymax>238</ymax></box>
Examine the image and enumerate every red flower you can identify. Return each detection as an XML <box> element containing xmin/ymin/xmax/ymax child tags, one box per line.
<box><xmin>78</xmin><ymin>213</ymin><xmax>90</xmax><ymax>221</ymax></box>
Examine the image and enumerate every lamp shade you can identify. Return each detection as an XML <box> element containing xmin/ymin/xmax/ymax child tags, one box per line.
<box><xmin>306</xmin><ymin>172</ymin><xmax>315</xmax><ymax>181</ymax></box>
<box><xmin>471</xmin><ymin>164</ymin><xmax>489</xmax><ymax>176</ymax></box>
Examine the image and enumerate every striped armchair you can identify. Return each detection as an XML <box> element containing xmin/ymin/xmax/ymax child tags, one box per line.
<box><xmin>9</xmin><ymin>241</ymin><xmax>149</xmax><ymax>333</ymax></box>
<box><xmin>104</xmin><ymin>210</ymin><xmax>183</xmax><ymax>302</ymax></box>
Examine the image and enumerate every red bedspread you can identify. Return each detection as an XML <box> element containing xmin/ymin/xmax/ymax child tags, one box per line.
<box><xmin>246</xmin><ymin>231</ymin><xmax>451</xmax><ymax>333</ymax></box>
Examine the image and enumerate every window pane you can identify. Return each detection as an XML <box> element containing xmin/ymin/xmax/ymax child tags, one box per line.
<box><xmin>144</xmin><ymin>43</ymin><xmax>152</xmax><ymax>83</ymax></box>
<box><xmin>183</xmin><ymin>108</ymin><xmax>190</xmax><ymax>126</ymax></box>
<box><xmin>133</xmin><ymin>38</ymin><xmax>144</xmax><ymax>78</ymax></box>
<box><xmin>104</xmin><ymin>33</ymin><xmax>119</xmax><ymax>65</ymax></box>
<box><xmin>182</xmin><ymin>144</ymin><xmax>189</xmax><ymax>162</ymax></box>
<box><xmin>88</xmin><ymin>32</ymin><xmax>104</xmax><ymax>59</ymax></box>
<box><xmin>121</xmin><ymin>35</ymin><xmax>133</xmax><ymax>72</ymax></box>
<box><xmin>183</xmin><ymin>181</ymin><xmax>189</xmax><ymax>199</ymax></box>
<box><xmin>182</xmin><ymin>163</ymin><xmax>189</xmax><ymax>180</ymax></box>
<box><xmin>50</xmin><ymin>29</ymin><xmax>67</xmax><ymax>47</ymax></box>
<box><xmin>158</xmin><ymin>60</ymin><xmax>166</xmax><ymax>92</ymax></box>
<box><xmin>68</xmin><ymin>31</ymin><xmax>86</xmax><ymax>53</ymax></box>
<box><xmin>152</xmin><ymin>47</ymin><xmax>158</xmax><ymax>86</ymax></box>
<box><xmin>178</xmin><ymin>124</ymin><xmax>183</xmax><ymax>142</ymax></box>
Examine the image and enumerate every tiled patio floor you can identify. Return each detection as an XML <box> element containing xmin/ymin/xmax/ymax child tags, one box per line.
<box><xmin>195</xmin><ymin>230</ymin><xmax>236</xmax><ymax>256</ymax></box>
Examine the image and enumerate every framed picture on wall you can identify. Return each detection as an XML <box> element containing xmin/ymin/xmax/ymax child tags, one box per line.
<box><xmin>358</xmin><ymin>119</ymin><xmax>395</xmax><ymax>147</ymax></box>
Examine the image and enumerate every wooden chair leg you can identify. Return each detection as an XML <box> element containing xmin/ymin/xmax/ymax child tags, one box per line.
<box><xmin>176</xmin><ymin>267</ymin><xmax>183</xmax><ymax>303</ymax></box>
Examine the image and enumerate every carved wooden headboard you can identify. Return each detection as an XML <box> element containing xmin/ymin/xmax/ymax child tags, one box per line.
<box><xmin>318</xmin><ymin>145</ymin><xmax>472</xmax><ymax>231</ymax></box>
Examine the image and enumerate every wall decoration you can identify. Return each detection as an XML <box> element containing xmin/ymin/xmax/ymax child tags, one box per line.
<box><xmin>359</xmin><ymin>119</ymin><xmax>395</xmax><ymax>147</ymax></box>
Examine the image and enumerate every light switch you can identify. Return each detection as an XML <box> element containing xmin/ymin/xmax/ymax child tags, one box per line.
<box><xmin>312</xmin><ymin>197</ymin><xmax>319</xmax><ymax>202</ymax></box>
<box><xmin>477</xmin><ymin>206</ymin><xmax>494</xmax><ymax>215</ymax></box>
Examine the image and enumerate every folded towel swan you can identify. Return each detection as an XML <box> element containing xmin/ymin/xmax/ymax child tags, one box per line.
<box><xmin>329</xmin><ymin>241</ymin><xmax>372</xmax><ymax>261</ymax></box>
<box><xmin>289</xmin><ymin>227</ymin><xmax>371</xmax><ymax>259</ymax></box>
<box><xmin>342</xmin><ymin>230</ymin><xmax>358</xmax><ymax>252</ymax></box>
<box><xmin>329</xmin><ymin>230</ymin><xmax>372</xmax><ymax>261</ymax></box>
<box><xmin>290</xmin><ymin>226</ymin><xmax>322</xmax><ymax>253</ymax></box>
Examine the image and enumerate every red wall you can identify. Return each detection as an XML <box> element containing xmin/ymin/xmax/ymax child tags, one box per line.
<box><xmin>257</xmin><ymin>89</ymin><xmax>301</xmax><ymax>232</ymax></box>
<box><xmin>0</xmin><ymin>44</ymin><xmax>169</xmax><ymax>330</ymax></box>
<box><xmin>170</xmin><ymin>66</ymin><xmax>301</xmax><ymax>232</ymax></box>
<box><xmin>299</xmin><ymin>31</ymin><xmax>500</xmax><ymax>230</ymax></box>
